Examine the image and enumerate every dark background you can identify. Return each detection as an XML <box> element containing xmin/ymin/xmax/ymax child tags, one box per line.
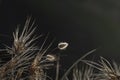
<box><xmin>0</xmin><ymin>0</ymin><xmax>120</xmax><ymax>73</ymax></box>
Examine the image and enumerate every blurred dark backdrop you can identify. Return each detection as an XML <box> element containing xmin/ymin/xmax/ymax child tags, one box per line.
<box><xmin>0</xmin><ymin>0</ymin><xmax>120</xmax><ymax>72</ymax></box>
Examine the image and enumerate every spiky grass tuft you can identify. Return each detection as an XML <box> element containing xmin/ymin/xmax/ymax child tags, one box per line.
<box><xmin>0</xmin><ymin>17</ymin><xmax>68</xmax><ymax>80</ymax></box>
<box><xmin>72</xmin><ymin>65</ymin><xmax>94</xmax><ymax>80</ymax></box>
<box><xmin>82</xmin><ymin>57</ymin><xmax>120</xmax><ymax>80</ymax></box>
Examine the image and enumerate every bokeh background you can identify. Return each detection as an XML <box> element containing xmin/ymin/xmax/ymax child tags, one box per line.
<box><xmin>0</xmin><ymin>0</ymin><xmax>120</xmax><ymax>74</ymax></box>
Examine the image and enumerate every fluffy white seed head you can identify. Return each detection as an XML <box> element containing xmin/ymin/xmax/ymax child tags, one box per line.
<box><xmin>46</xmin><ymin>54</ymin><xmax>56</xmax><ymax>61</ymax></box>
<box><xmin>58</xmin><ymin>42</ymin><xmax>68</xmax><ymax>50</ymax></box>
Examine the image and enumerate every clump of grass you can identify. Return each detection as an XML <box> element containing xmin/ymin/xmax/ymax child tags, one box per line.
<box><xmin>0</xmin><ymin>17</ymin><xmax>69</xmax><ymax>80</ymax></box>
<box><xmin>0</xmin><ymin>17</ymin><xmax>120</xmax><ymax>80</ymax></box>
<box><xmin>82</xmin><ymin>57</ymin><xmax>120</xmax><ymax>80</ymax></box>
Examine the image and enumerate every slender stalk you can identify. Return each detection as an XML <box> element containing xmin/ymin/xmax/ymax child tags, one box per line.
<box><xmin>61</xmin><ymin>49</ymin><xmax>97</xmax><ymax>80</ymax></box>
<box><xmin>55</xmin><ymin>55</ymin><xmax>60</xmax><ymax>80</ymax></box>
